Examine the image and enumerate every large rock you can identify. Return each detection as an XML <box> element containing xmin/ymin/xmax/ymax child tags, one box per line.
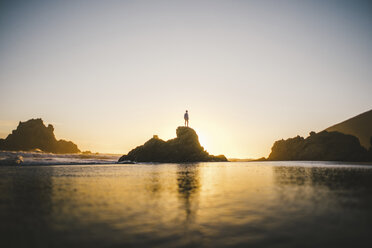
<box><xmin>325</xmin><ymin>109</ymin><xmax>372</xmax><ymax>149</ymax></box>
<box><xmin>268</xmin><ymin>131</ymin><xmax>370</xmax><ymax>162</ymax></box>
<box><xmin>119</xmin><ymin>126</ymin><xmax>227</xmax><ymax>163</ymax></box>
<box><xmin>0</xmin><ymin>118</ymin><xmax>80</xmax><ymax>154</ymax></box>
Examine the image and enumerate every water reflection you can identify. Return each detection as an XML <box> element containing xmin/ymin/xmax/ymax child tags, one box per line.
<box><xmin>176</xmin><ymin>164</ymin><xmax>200</xmax><ymax>222</ymax></box>
<box><xmin>146</xmin><ymin>169</ymin><xmax>162</xmax><ymax>194</ymax></box>
<box><xmin>0</xmin><ymin>166</ymin><xmax>54</xmax><ymax>247</ymax></box>
<box><xmin>273</xmin><ymin>165</ymin><xmax>372</xmax><ymax>190</ymax></box>
<box><xmin>269</xmin><ymin>164</ymin><xmax>372</xmax><ymax>247</ymax></box>
<box><xmin>0</xmin><ymin>162</ymin><xmax>372</xmax><ymax>248</ymax></box>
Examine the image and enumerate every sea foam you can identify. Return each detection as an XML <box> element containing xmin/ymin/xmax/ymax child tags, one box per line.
<box><xmin>0</xmin><ymin>151</ymin><xmax>120</xmax><ymax>166</ymax></box>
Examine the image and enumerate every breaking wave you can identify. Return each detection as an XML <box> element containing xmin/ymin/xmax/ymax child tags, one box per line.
<box><xmin>0</xmin><ymin>151</ymin><xmax>120</xmax><ymax>166</ymax></box>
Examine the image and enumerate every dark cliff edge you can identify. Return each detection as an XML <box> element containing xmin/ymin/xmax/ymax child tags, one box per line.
<box><xmin>325</xmin><ymin>109</ymin><xmax>372</xmax><ymax>149</ymax></box>
<box><xmin>267</xmin><ymin>131</ymin><xmax>372</xmax><ymax>162</ymax></box>
<box><xmin>119</xmin><ymin>126</ymin><xmax>227</xmax><ymax>163</ymax></box>
<box><xmin>0</xmin><ymin>118</ymin><xmax>80</xmax><ymax>154</ymax></box>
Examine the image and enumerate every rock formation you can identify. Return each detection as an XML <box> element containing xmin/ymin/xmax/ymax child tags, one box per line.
<box><xmin>325</xmin><ymin>109</ymin><xmax>372</xmax><ymax>149</ymax></box>
<box><xmin>119</xmin><ymin>126</ymin><xmax>227</xmax><ymax>163</ymax></box>
<box><xmin>268</xmin><ymin>131</ymin><xmax>370</xmax><ymax>162</ymax></box>
<box><xmin>0</xmin><ymin>118</ymin><xmax>80</xmax><ymax>154</ymax></box>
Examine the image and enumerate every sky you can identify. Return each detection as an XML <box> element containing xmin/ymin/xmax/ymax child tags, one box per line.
<box><xmin>0</xmin><ymin>0</ymin><xmax>371</xmax><ymax>158</ymax></box>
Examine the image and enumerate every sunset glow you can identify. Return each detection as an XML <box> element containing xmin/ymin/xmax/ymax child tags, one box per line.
<box><xmin>1</xmin><ymin>1</ymin><xmax>371</xmax><ymax>158</ymax></box>
<box><xmin>1</xmin><ymin>2</ymin><xmax>372</xmax><ymax>247</ymax></box>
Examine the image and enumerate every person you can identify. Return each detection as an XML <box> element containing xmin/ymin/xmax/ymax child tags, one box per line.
<box><xmin>184</xmin><ymin>110</ymin><xmax>189</xmax><ymax>127</ymax></box>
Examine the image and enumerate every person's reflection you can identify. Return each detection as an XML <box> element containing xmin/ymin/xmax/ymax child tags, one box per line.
<box><xmin>146</xmin><ymin>170</ymin><xmax>162</xmax><ymax>195</ymax></box>
<box><xmin>176</xmin><ymin>164</ymin><xmax>200</xmax><ymax>223</ymax></box>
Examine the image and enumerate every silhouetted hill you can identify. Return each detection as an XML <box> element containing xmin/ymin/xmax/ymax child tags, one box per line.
<box><xmin>119</xmin><ymin>126</ymin><xmax>227</xmax><ymax>163</ymax></box>
<box><xmin>0</xmin><ymin>118</ymin><xmax>80</xmax><ymax>154</ymax></box>
<box><xmin>325</xmin><ymin>109</ymin><xmax>372</xmax><ymax>149</ymax></box>
<box><xmin>268</xmin><ymin>131</ymin><xmax>370</xmax><ymax>162</ymax></box>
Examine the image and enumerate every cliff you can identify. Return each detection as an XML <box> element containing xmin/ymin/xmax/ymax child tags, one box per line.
<box><xmin>0</xmin><ymin>118</ymin><xmax>80</xmax><ymax>154</ymax></box>
<box><xmin>119</xmin><ymin>126</ymin><xmax>227</xmax><ymax>163</ymax></box>
<box><xmin>325</xmin><ymin>109</ymin><xmax>372</xmax><ymax>149</ymax></box>
<box><xmin>268</xmin><ymin>131</ymin><xmax>370</xmax><ymax>162</ymax></box>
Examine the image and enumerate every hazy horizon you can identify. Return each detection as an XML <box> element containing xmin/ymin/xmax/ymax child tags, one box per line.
<box><xmin>1</xmin><ymin>0</ymin><xmax>372</xmax><ymax>158</ymax></box>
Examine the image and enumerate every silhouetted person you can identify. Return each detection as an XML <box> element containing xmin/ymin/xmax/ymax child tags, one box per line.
<box><xmin>184</xmin><ymin>110</ymin><xmax>189</xmax><ymax>127</ymax></box>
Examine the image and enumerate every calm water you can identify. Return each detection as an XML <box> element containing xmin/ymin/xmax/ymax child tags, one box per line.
<box><xmin>1</xmin><ymin>161</ymin><xmax>372</xmax><ymax>248</ymax></box>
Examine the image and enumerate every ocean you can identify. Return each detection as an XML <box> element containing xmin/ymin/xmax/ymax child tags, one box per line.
<box><xmin>0</xmin><ymin>157</ymin><xmax>371</xmax><ymax>247</ymax></box>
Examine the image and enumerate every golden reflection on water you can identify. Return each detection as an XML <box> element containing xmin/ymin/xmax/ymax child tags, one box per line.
<box><xmin>2</xmin><ymin>162</ymin><xmax>372</xmax><ymax>247</ymax></box>
<box><xmin>49</xmin><ymin>164</ymin><xmax>276</xmax><ymax>237</ymax></box>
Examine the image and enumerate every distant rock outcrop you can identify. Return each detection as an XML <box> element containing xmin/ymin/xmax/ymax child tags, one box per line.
<box><xmin>119</xmin><ymin>126</ymin><xmax>227</xmax><ymax>163</ymax></box>
<box><xmin>325</xmin><ymin>109</ymin><xmax>372</xmax><ymax>149</ymax></box>
<box><xmin>268</xmin><ymin>131</ymin><xmax>370</xmax><ymax>162</ymax></box>
<box><xmin>0</xmin><ymin>118</ymin><xmax>80</xmax><ymax>154</ymax></box>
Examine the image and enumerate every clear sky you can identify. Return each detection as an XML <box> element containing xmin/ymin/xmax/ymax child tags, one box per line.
<box><xmin>0</xmin><ymin>0</ymin><xmax>371</xmax><ymax>158</ymax></box>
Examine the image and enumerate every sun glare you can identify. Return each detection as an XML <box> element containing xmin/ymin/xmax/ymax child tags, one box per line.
<box><xmin>198</xmin><ymin>133</ymin><xmax>208</xmax><ymax>151</ymax></box>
